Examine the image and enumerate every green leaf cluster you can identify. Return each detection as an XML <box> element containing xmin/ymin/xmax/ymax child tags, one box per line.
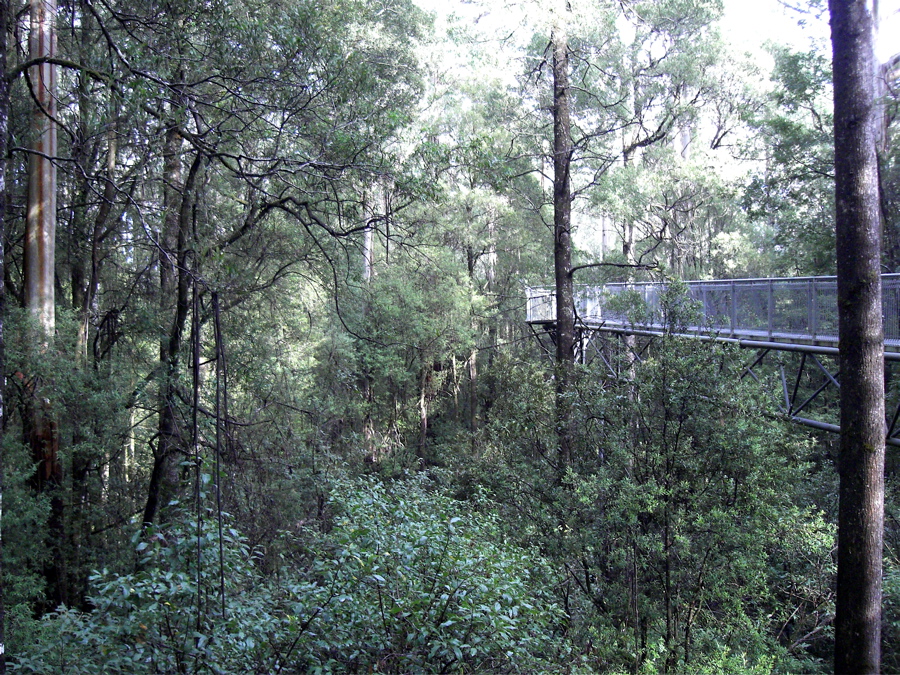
<box><xmin>12</xmin><ymin>475</ymin><xmax>565</xmax><ymax>674</ymax></box>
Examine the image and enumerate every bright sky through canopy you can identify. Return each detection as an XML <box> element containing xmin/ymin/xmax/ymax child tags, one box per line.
<box><xmin>721</xmin><ymin>0</ymin><xmax>899</xmax><ymax>62</ymax></box>
<box><xmin>416</xmin><ymin>0</ymin><xmax>900</xmax><ymax>66</ymax></box>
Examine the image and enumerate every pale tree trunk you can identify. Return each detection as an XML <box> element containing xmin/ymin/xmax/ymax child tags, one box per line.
<box><xmin>872</xmin><ymin>1</ymin><xmax>893</xmax><ymax>155</ymax></box>
<box><xmin>465</xmin><ymin>203</ymin><xmax>481</xmax><ymax>439</ymax></box>
<box><xmin>829</xmin><ymin>1</ymin><xmax>886</xmax><ymax>672</ymax></box>
<box><xmin>383</xmin><ymin>180</ymin><xmax>391</xmax><ymax>266</ymax></box>
<box><xmin>360</xmin><ymin>190</ymin><xmax>375</xmax><ymax>458</ymax></box>
<box><xmin>363</xmin><ymin>223</ymin><xmax>374</xmax><ymax>283</ymax></box>
<box><xmin>621</xmin><ymin>147</ymin><xmax>637</xmax><ymax>265</ymax></box>
<box><xmin>477</xmin><ymin>221</ymin><xmax>497</xmax><ymax>435</ymax></box>
<box><xmin>25</xmin><ymin>0</ymin><xmax>56</xmax><ymax>339</ymax></box>
<box><xmin>25</xmin><ymin>0</ymin><xmax>59</xmax><ymax>488</ymax></box>
<box><xmin>418</xmin><ymin>369</ymin><xmax>429</xmax><ymax>459</ymax></box>
<box><xmin>552</xmin><ymin>8</ymin><xmax>575</xmax><ymax>469</ymax></box>
<box><xmin>25</xmin><ymin>0</ymin><xmax>65</xmax><ymax>610</ymax></box>
<box><xmin>466</xmin><ymin>244</ymin><xmax>478</xmax><ymax>435</ymax></box>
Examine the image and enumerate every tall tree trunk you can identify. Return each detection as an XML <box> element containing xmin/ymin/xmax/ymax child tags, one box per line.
<box><xmin>829</xmin><ymin>1</ymin><xmax>886</xmax><ymax>672</ymax></box>
<box><xmin>0</xmin><ymin>0</ymin><xmax>9</xmax><ymax>661</ymax></box>
<box><xmin>25</xmin><ymin>0</ymin><xmax>64</xmax><ymax>609</ymax></box>
<box><xmin>418</xmin><ymin>369</ymin><xmax>429</xmax><ymax>459</ymax></box>
<box><xmin>25</xmin><ymin>0</ymin><xmax>59</xmax><ymax>489</ymax></box>
<box><xmin>143</xmin><ymin>127</ymin><xmax>199</xmax><ymax>526</ymax></box>
<box><xmin>466</xmin><ymin>240</ymin><xmax>479</xmax><ymax>439</ymax></box>
<box><xmin>552</xmin><ymin>12</ymin><xmax>575</xmax><ymax>469</ymax></box>
<box><xmin>25</xmin><ymin>0</ymin><xmax>56</xmax><ymax>339</ymax></box>
<box><xmin>360</xmin><ymin>191</ymin><xmax>375</xmax><ymax>458</ymax></box>
<box><xmin>363</xmin><ymin>221</ymin><xmax>374</xmax><ymax>283</ymax></box>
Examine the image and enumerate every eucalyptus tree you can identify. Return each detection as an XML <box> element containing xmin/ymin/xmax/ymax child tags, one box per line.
<box><xmin>829</xmin><ymin>0</ymin><xmax>886</xmax><ymax>670</ymax></box>
<box><xmin>594</xmin><ymin>141</ymin><xmax>750</xmax><ymax>278</ymax></box>
<box><xmin>52</xmin><ymin>0</ymin><xmax>430</xmax><ymax>527</ymax></box>
<box><xmin>0</xmin><ymin>0</ymin><xmax>8</xmax><ymax>663</ymax></box>
<box><xmin>743</xmin><ymin>46</ymin><xmax>836</xmax><ymax>276</ymax></box>
<box><xmin>419</xmin><ymin>68</ymin><xmax>546</xmax><ymax>435</ymax></box>
<box><xmin>514</xmin><ymin>0</ymin><xmax>722</xmax><ymax>462</ymax></box>
<box><xmin>548</xmin><ymin>0</ymin><xmax>723</xmax><ymax>263</ymax></box>
<box><xmin>24</xmin><ymin>0</ymin><xmax>55</xmax><ymax>342</ymax></box>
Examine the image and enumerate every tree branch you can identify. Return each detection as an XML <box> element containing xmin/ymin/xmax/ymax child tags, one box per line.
<box><xmin>568</xmin><ymin>261</ymin><xmax>658</xmax><ymax>277</ymax></box>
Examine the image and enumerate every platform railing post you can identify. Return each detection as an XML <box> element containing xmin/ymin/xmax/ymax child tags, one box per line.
<box><xmin>768</xmin><ymin>279</ymin><xmax>774</xmax><ymax>339</ymax></box>
<box><xmin>526</xmin><ymin>287</ymin><xmax>531</xmax><ymax>322</ymax></box>
<box><xmin>810</xmin><ymin>278</ymin><xmax>818</xmax><ymax>340</ymax></box>
<box><xmin>702</xmin><ymin>284</ymin><xmax>708</xmax><ymax>330</ymax></box>
<box><xmin>730</xmin><ymin>281</ymin><xmax>736</xmax><ymax>335</ymax></box>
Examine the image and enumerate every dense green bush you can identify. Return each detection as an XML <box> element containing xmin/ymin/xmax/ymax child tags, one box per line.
<box><xmin>13</xmin><ymin>474</ymin><xmax>564</xmax><ymax>674</ymax></box>
<box><xmin>301</xmin><ymin>474</ymin><xmax>564</xmax><ymax>672</ymax></box>
<box><xmin>473</xmin><ymin>333</ymin><xmax>835</xmax><ymax>674</ymax></box>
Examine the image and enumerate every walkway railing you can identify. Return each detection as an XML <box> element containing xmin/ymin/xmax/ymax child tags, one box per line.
<box><xmin>527</xmin><ymin>274</ymin><xmax>900</xmax><ymax>353</ymax></box>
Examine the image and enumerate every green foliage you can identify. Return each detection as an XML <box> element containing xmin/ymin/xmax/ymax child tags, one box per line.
<box><xmin>592</xmin><ymin>151</ymin><xmax>747</xmax><ymax>279</ymax></box>
<box><xmin>2</xmin><ymin>308</ymin><xmax>144</xmax><ymax>622</ymax></box>
<box><xmin>473</xmin><ymin>316</ymin><xmax>834</xmax><ymax>673</ymax></box>
<box><xmin>312</xmin><ymin>250</ymin><xmax>477</xmax><ymax>462</ymax></box>
<box><xmin>882</xmin><ymin>85</ymin><xmax>900</xmax><ymax>272</ymax></box>
<box><xmin>13</xmin><ymin>509</ymin><xmax>289</xmax><ymax>674</ymax></box>
<box><xmin>13</xmin><ymin>475</ymin><xmax>563</xmax><ymax>674</ymax></box>
<box><xmin>568</xmin><ymin>339</ymin><xmax>823</xmax><ymax>672</ymax></box>
<box><xmin>297</xmin><ymin>474</ymin><xmax>564</xmax><ymax>673</ymax></box>
<box><xmin>742</xmin><ymin>47</ymin><xmax>835</xmax><ymax>275</ymax></box>
<box><xmin>5</xmin><ymin>0</ymin><xmax>893</xmax><ymax>671</ymax></box>
<box><xmin>3</xmin><ymin>433</ymin><xmax>49</xmax><ymax>653</ymax></box>
<box><xmin>882</xmin><ymin>472</ymin><xmax>900</xmax><ymax>675</ymax></box>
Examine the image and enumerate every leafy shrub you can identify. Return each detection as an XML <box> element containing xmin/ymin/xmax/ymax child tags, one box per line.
<box><xmin>13</xmin><ymin>506</ymin><xmax>301</xmax><ymax>674</ymax></box>
<box><xmin>293</xmin><ymin>474</ymin><xmax>565</xmax><ymax>673</ymax></box>
<box><xmin>478</xmin><ymin>333</ymin><xmax>834</xmax><ymax>674</ymax></box>
<box><xmin>13</xmin><ymin>474</ymin><xmax>564</xmax><ymax>674</ymax></box>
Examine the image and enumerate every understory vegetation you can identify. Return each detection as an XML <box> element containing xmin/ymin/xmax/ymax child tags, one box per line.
<box><xmin>13</xmin><ymin>304</ymin><xmax>899</xmax><ymax>673</ymax></box>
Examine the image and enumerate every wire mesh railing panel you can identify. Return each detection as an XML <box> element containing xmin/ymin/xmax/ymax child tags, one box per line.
<box><xmin>527</xmin><ymin>275</ymin><xmax>900</xmax><ymax>351</ymax></box>
<box><xmin>885</xmin><ymin>279</ymin><xmax>900</xmax><ymax>346</ymax></box>
<box><xmin>526</xmin><ymin>289</ymin><xmax>555</xmax><ymax>323</ymax></box>
<box><xmin>693</xmin><ymin>284</ymin><xmax>733</xmax><ymax>331</ymax></box>
<box><xmin>735</xmin><ymin>282</ymin><xmax>771</xmax><ymax>335</ymax></box>
<box><xmin>579</xmin><ymin>286</ymin><xmax>605</xmax><ymax>322</ymax></box>
<box><xmin>772</xmin><ymin>281</ymin><xmax>811</xmax><ymax>338</ymax></box>
<box><xmin>813</xmin><ymin>281</ymin><xmax>839</xmax><ymax>341</ymax></box>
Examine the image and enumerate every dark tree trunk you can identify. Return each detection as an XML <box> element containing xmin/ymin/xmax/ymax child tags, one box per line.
<box><xmin>830</xmin><ymin>1</ymin><xmax>886</xmax><ymax>672</ymax></box>
<box><xmin>0</xmin><ymin>0</ymin><xmax>8</xmax><ymax>661</ymax></box>
<box><xmin>552</xmin><ymin>20</ymin><xmax>575</xmax><ymax>469</ymax></box>
<box><xmin>143</xmin><ymin>128</ymin><xmax>200</xmax><ymax>527</ymax></box>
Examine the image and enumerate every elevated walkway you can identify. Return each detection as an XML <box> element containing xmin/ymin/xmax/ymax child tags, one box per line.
<box><xmin>526</xmin><ymin>274</ymin><xmax>900</xmax><ymax>445</ymax></box>
<box><xmin>526</xmin><ymin>274</ymin><xmax>900</xmax><ymax>358</ymax></box>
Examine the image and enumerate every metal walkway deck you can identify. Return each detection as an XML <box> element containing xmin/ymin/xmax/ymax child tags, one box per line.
<box><xmin>526</xmin><ymin>274</ymin><xmax>900</xmax><ymax>356</ymax></box>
